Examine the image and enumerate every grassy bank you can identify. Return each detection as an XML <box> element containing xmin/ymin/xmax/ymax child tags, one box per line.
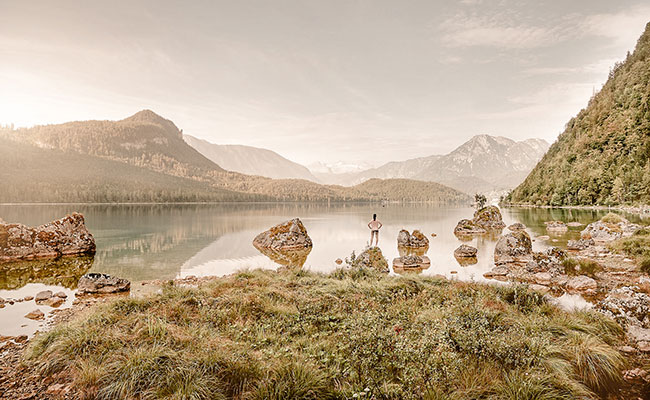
<box><xmin>609</xmin><ymin>226</ymin><xmax>650</xmax><ymax>273</ymax></box>
<box><xmin>26</xmin><ymin>269</ymin><xmax>627</xmax><ymax>399</ymax></box>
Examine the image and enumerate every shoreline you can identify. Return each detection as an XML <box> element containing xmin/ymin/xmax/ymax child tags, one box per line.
<box><xmin>503</xmin><ymin>203</ymin><xmax>650</xmax><ymax>218</ymax></box>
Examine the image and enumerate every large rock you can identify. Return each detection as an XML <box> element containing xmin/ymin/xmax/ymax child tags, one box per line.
<box><xmin>253</xmin><ymin>218</ymin><xmax>312</xmax><ymax>251</ymax></box>
<box><xmin>494</xmin><ymin>231</ymin><xmax>533</xmax><ymax>264</ymax></box>
<box><xmin>0</xmin><ymin>213</ymin><xmax>96</xmax><ymax>263</ymax></box>
<box><xmin>453</xmin><ymin>219</ymin><xmax>486</xmax><ymax>235</ymax></box>
<box><xmin>34</xmin><ymin>290</ymin><xmax>53</xmax><ymax>302</ymax></box>
<box><xmin>397</xmin><ymin>230</ymin><xmax>429</xmax><ymax>248</ymax></box>
<box><xmin>352</xmin><ymin>247</ymin><xmax>389</xmax><ymax>273</ymax></box>
<box><xmin>566</xmin><ymin>275</ymin><xmax>597</xmax><ymax>293</ymax></box>
<box><xmin>581</xmin><ymin>216</ymin><xmax>641</xmax><ymax>242</ymax></box>
<box><xmin>77</xmin><ymin>273</ymin><xmax>131</xmax><ymax>294</ymax></box>
<box><xmin>508</xmin><ymin>223</ymin><xmax>526</xmax><ymax>232</ymax></box>
<box><xmin>473</xmin><ymin>206</ymin><xmax>506</xmax><ymax>230</ymax></box>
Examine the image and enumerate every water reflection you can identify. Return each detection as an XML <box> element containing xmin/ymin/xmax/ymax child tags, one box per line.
<box><xmin>0</xmin><ymin>256</ymin><xmax>93</xmax><ymax>290</ymax></box>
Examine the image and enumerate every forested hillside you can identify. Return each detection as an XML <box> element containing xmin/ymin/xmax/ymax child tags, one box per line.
<box><xmin>509</xmin><ymin>22</ymin><xmax>650</xmax><ymax>206</ymax></box>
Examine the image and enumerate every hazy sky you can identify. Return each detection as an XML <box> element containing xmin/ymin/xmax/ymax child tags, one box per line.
<box><xmin>1</xmin><ymin>1</ymin><xmax>649</xmax><ymax>166</ymax></box>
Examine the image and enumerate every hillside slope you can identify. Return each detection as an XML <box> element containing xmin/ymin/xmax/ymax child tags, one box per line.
<box><xmin>0</xmin><ymin>137</ymin><xmax>259</xmax><ymax>203</ymax></box>
<box><xmin>509</xmin><ymin>23</ymin><xmax>650</xmax><ymax>206</ymax></box>
<box><xmin>184</xmin><ymin>135</ymin><xmax>317</xmax><ymax>181</ymax></box>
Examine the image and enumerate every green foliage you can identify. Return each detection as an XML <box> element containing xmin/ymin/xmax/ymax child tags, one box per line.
<box><xmin>475</xmin><ymin>193</ymin><xmax>487</xmax><ymax>210</ymax></box>
<box><xmin>25</xmin><ymin>269</ymin><xmax>627</xmax><ymax>399</ymax></box>
<box><xmin>609</xmin><ymin>226</ymin><xmax>650</xmax><ymax>273</ymax></box>
<box><xmin>600</xmin><ymin>212</ymin><xmax>626</xmax><ymax>224</ymax></box>
<box><xmin>509</xmin><ymin>23</ymin><xmax>650</xmax><ymax>206</ymax></box>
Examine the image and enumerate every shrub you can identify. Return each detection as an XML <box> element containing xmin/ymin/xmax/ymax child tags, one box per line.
<box><xmin>600</xmin><ymin>212</ymin><xmax>626</xmax><ymax>224</ymax></box>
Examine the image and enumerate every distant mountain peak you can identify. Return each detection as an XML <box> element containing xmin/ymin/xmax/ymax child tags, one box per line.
<box><xmin>122</xmin><ymin>110</ymin><xmax>181</xmax><ymax>138</ymax></box>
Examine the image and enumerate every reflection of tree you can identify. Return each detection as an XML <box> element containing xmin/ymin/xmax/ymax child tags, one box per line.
<box><xmin>254</xmin><ymin>246</ymin><xmax>311</xmax><ymax>268</ymax></box>
<box><xmin>0</xmin><ymin>255</ymin><xmax>94</xmax><ymax>290</ymax></box>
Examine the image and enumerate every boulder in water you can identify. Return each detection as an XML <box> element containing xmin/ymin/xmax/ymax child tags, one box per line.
<box><xmin>253</xmin><ymin>218</ymin><xmax>313</xmax><ymax>251</ymax></box>
<box><xmin>77</xmin><ymin>273</ymin><xmax>131</xmax><ymax>294</ymax></box>
<box><xmin>453</xmin><ymin>219</ymin><xmax>486</xmax><ymax>236</ymax></box>
<box><xmin>494</xmin><ymin>231</ymin><xmax>533</xmax><ymax>265</ymax></box>
<box><xmin>454</xmin><ymin>244</ymin><xmax>477</xmax><ymax>258</ymax></box>
<box><xmin>397</xmin><ymin>230</ymin><xmax>429</xmax><ymax>248</ymax></box>
<box><xmin>473</xmin><ymin>206</ymin><xmax>506</xmax><ymax>230</ymax></box>
<box><xmin>545</xmin><ymin>221</ymin><xmax>568</xmax><ymax>232</ymax></box>
<box><xmin>581</xmin><ymin>217</ymin><xmax>641</xmax><ymax>242</ymax></box>
<box><xmin>0</xmin><ymin>213</ymin><xmax>96</xmax><ymax>263</ymax></box>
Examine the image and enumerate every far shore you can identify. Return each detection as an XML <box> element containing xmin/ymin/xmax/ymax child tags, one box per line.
<box><xmin>502</xmin><ymin>203</ymin><xmax>650</xmax><ymax>218</ymax></box>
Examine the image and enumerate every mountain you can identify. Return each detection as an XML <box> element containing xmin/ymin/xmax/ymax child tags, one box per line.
<box><xmin>315</xmin><ymin>135</ymin><xmax>549</xmax><ymax>193</ymax></box>
<box><xmin>509</xmin><ymin>22</ymin><xmax>650</xmax><ymax>206</ymax></box>
<box><xmin>184</xmin><ymin>135</ymin><xmax>317</xmax><ymax>181</ymax></box>
<box><xmin>0</xmin><ymin>111</ymin><xmax>471</xmax><ymax>204</ymax></box>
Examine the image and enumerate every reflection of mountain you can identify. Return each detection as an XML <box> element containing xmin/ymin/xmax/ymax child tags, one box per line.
<box><xmin>0</xmin><ymin>256</ymin><xmax>93</xmax><ymax>290</ymax></box>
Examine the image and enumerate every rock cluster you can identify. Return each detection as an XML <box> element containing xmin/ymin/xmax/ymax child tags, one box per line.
<box><xmin>0</xmin><ymin>213</ymin><xmax>96</xmax><ymax>263</ymax></box>
<box><xmin>397</xmin><ymin>230</ymin><xmax>429</xmax><ymax>248</ymax></box>
<box><xmin>454</xmin><ymin>206</ymin><xmax>505</xmax><ymax>236</ymax></box>
<box><xmin>597</xmin><ymin>286</ymin><xmax>650</xmax><ymax>352</ymax></box>
<box><xmin>580</xmin><ymin>216</ymin><xmax>640</xmax><ymax>242</ymax></box>
<box><xmin>253</xmin><ymin>218</ymin><xmax>312</xmax><ymax>251</ymax></box>
<box><xmin>77</xmin><ymin>273</ymin><xmax>131</xmax><ymax>294</ymax></box>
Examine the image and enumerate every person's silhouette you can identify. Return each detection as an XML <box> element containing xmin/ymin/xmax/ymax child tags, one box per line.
<box><xmin>368</xmin><ymin>214</ymin><xmax>382</xmax><ymax>246</ymax></box>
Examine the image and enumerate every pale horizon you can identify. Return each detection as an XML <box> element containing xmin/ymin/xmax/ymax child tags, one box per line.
<box><xmin>1</xmin><ymin>0</ymin><xmax>649</xmax><ymax>165</ymax></box>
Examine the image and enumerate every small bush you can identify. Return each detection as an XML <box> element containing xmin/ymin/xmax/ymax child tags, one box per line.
<box><xmin>562</xmin><ymin>258</ymin><xmax>602</xmax><ymax>278</ymax></box>
<box><xmin>641</xmin><ymin>256</ymin><xmax>650</xmax><ymax>274</ymax></box>
<box><xmin>600</xmin><ymin>212</ymin><xmax>626</xmax><ymax>224</ymax></box>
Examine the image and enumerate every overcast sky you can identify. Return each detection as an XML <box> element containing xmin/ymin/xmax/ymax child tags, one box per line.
<box><xmin>1</xmin><ymin>1</ymin><xmax>649</xmax><ymax>166</ymax></box>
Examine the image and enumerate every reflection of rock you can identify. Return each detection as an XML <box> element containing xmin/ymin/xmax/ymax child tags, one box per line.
<box><xmin>77</xmin><ymin>273</ymin><xmax>131</xmax><ymax>294</ymax></box>
<box><xmin>581</xmin><ymin>218</ymin><xmax>641</xmax><ymax>242</ymax></box>
<box><xmin>494</xmin><ymin>231</ymin><xmax>533</xmax><ymax>265</ymax></box>
<box><xmin>393</xmin><ymin>255</ymin><xmax>431</xmax><ymax>270</ymax></box>
<box><xmin>545</xmin><ymin>221</ymin><xmax>568</xmax><ymax>233</ymax></box>
<box><xmin>352</xmin><ymin>247</ymin><xmax>389</xmax><ymax>273</ymax></box>
<box><xmin>253</xmin><ymin>218</ymin><xmax>312</xmax><ymax>251</ymax></box>
<box><xmin>255</xmin><ymin>246</ymin><xmax>311</xmax><ymax>268</ymax></box>
<box><xmin>473</xmin><ymin>206</ymin><xmax>506</xmax><ymax>230</ymax></box>
<box><xmin>508</xmin><ymin>223</ymin><xmax>526</xmax><ymax>231</ymax></box>
<box><xmin>0</xmin><ymin>256</ymin><xmax>94</xmax><ymax>291</ymax></box>
<box><xmin>567</xmin><ymin>238</ymin><xmax>595</xmax><ymax>251</ymax></box>
<box><xmin>396</xmin><ymin>230</ymin><xmax>429</xmax><ymax>248</ymax></box>
<box><xmin>397</xmin><ymin>246</ymin><xmax>428</xmax><ymax>257</ymax></box>
<box><xmin>0</xmin><ymin>213</ymin><xmax>96</xmax><ymax>263</ymax></box>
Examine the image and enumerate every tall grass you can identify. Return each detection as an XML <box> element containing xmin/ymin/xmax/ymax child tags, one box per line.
<box><xmin>25</xmin><ymin>268</ymin><xmax>627</xmax><ymax>399</ymax></box>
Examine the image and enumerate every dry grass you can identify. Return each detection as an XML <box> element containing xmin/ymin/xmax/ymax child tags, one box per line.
<box><xmin>25</xmin><ymin>268</ymin><xmax>627</xmax><ymax>399</ymax></box>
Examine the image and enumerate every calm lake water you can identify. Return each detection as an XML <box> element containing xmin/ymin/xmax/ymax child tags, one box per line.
<box><xmin>0</xmin><ymin>203</ymin><xmax>636</xmax><ymax>336</ymax></box>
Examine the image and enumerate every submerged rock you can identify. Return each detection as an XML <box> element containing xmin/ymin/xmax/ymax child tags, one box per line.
<box><xmin>77</xmin><ymin>273</ymin><xmax>131</xmax><ymax>294</ymax></box>
<box><xmin>25</xmin><ymin>309</ymin><xmax>44</xmax><ymax>320</ymax></box>
<box><xmin>393</xmin><ymin>254</ymin><xmax>431</xmax><ymax>270</ymax></box>
<box><xmin>545</xmin><ymin>221</ymin><xmax>568</xmax><ymax>232</ymax></box>
<box><xmin>494</xmin><ymin>231</ymin><xmax>533</xmax><ymax>265</ymax></box>
<box><xmin>253</xmin><ymin>218</ymin><xmax>313</xmax><ymax>251</ymax></box>
<box><xmin>397</xmin><ymin>230</ymin><xmax>429</xmax><ymax>248</ymax></box>
<box><xmin>0</xmin><ymin>213</ymin><xmax>96</xmax><ymax>263</ymax></box>
<box><xmin>507</xmin><ymin>223</ymin><xmax>526</xmax><ymax>231</ymax></box>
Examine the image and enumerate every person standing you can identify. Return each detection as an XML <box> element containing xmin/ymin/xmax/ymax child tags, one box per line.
<box><xmin>368</xmin><ymin>214</ymin><xmax>383</xmax><ymax>246</ymax></box>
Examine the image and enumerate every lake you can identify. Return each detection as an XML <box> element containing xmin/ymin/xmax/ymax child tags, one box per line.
<box><xmin>0</xmin><ymin>203</ymin><xmax>632</xmax><ymax>336</ymax></box>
